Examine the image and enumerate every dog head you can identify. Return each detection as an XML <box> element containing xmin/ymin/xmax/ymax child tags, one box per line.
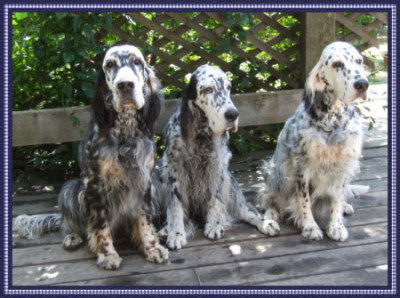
<box><xmin>180</xmin><ymin>65</ymin><xmax>238</xmax><ymax>138</ymax></box>
<box><xmin>307</xmin><ymin>41</ymin><xmax>369</xmax><ymax>104</ymax></box>
<box><xmin>93</xmin><ymin>44</ymin><xmax>162</xmax><ymax>133</ymax></box>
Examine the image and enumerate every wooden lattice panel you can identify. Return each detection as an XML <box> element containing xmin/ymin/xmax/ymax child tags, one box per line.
<box><xmin>106</xmin><ymin>12</ymin><xmax>301</xmax><ymax>98</ymax></box>
<box><xmin>335</xmin><ymin>12</ymin><xmax>387</xmax><ymax>69</ymax></box>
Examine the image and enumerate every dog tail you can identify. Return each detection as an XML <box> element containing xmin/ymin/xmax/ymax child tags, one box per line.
<box><xmin>13</xmin><ymin>213</ymin><xmax>62</xmax><ymax>240</ymax></box>
<box><xmin>345</xmin><ymin>184</ymin><xmax>370</xmax><ymax>199</ymax></box>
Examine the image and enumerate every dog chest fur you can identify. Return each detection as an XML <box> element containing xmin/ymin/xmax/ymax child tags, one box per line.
<box><xmin>305</xmin><ymin>133</ymin><xmax>362</xmax><ymax>169</ymax></box>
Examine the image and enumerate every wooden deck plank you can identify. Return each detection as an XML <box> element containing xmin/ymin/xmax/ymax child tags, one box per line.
<box><xmin>260</xmin><ymin>265</ymin><xmax>388</xmax><ymax>286</ymax></box>
<box><xmin>56</xmin><ymin>268</ymin><xmax>200</xmax><ymax>286</ymax></box>
<box><xmin>12</xmin><ymin>205</ymin><xmax>387</xmax><ymax>267</ymax></box>
<box><xmin>12</xmin><ymin>222</ymin><xmax>387</xmax><ymax>286</ymax></box>
<box><xmin>195</xmin><ymin>242</ymin><xmax>387</xmax><ymax>286</ymax></box>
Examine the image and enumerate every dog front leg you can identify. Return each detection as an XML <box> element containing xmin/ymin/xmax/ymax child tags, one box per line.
<box><xmin>326</xmin><ymin>183</ymin><xmax>348</xmax><ymax>241</ymax></box>
<box><xmin>296</xmin><ymin>180</ymin><xmax>323</xmax><ymax>240</ymax></box>
<box><xmin>87</xmin><ymin>221</ymin><xmax>122</xmax><ymax>270</ymax></box>
<box><xmin>166</xmin><ymin>180</ymin><xmax>187</xmax><ymax>250</ymax></box>
<box><xmin>204</xmin><ymin>173</ymin><xmax>231</xmax><ymax>240</ymax></box>
<box><xmin>204</xmin><ymin>198</ymin><xmax>229</xmax><ymax>240</ymax></box>
<box><xmin>135</xmin><ymin>214</ymin><xmax>169</xmax><ymax>263</ymax></box>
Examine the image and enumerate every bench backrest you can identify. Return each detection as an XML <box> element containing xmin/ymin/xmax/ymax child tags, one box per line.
<box><xmin>12</xmin><ymin>89</ymin><xmax>302</xmax><ymax>147</ymax></box>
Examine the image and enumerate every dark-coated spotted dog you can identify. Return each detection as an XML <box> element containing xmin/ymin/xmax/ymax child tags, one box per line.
<box><xmin>14</xmin><ymin>45</ymin><xmax>168</xmax><ymax>269</ymax></box>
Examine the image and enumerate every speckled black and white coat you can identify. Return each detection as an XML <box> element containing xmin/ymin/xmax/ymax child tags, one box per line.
<box><xmin>258</xmin><ymin>41</ymin><xmax>370</xmax><ymax>242</ymax></box>
<box><xmin>13</xmin><ymin>45</ymin><xmax>168</xmax><ymax>269</ymax></box>
<box><xmin>156</xmin><ymin>65</ymin><xmax>279</xmax><ymax>250</ymax></box>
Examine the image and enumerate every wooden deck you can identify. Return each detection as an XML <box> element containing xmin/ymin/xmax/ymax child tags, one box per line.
<box><xmin>11</xmin><ymin>84</ymin><xmax>389</xmax><ymax>287</ymax></box>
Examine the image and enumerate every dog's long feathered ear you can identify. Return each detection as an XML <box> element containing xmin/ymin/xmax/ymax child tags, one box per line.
<box><xmin>303</xmin><ymin>61</ymin><xmax>323</xmax><ymax>110</ymax></box>
<box><xmin>141</xmin><ymin>65</ymin><xmax>163</xmax><ymax>135</ymax></box>
<box><xmin>180</xmin><ymin>74</ymin><xmax>198</xmax><ymax>140</ymax></box>
<box><xmin>92</xmin><ymin>68</ymin><xmax>117</xmax><ymax>132</ymax></box>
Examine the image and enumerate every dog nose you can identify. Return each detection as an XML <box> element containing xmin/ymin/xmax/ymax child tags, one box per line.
<box><xmin>117</xmin><ymin>81</ymin><xmax>134</xmax><ymax>92</ymax></box>
<box><xmin>224</xmin><ymin>108</ymin><xmax>239</xmax><ymax>122</ymax></box>
<box><xmin>353</xmin><ymin>79</ymin><xmax>369</xmax><ymax>93</ymax></box>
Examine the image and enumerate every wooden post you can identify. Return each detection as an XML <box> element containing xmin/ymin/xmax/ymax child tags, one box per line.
<box><xmin>300</xmin><ymin>13</ymin><xmax>336</xmax><ymax>85</ymax></box>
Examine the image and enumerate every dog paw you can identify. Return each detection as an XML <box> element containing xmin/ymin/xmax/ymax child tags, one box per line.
<box><xmin>343</xmin><ymin>202</ymin><xmax>354</xmax><ymax>216</ymax></box>
<box><xmin>145</xmin><ymin>244</ymin><xmax>169</xmax><ymax>263</ymax></box>
<box><xmin>166</xmin><ymin>231</ymin><xmax>187</xmax><ymax>250</ymax></box>
<box><xmin>327</xmin><ymin>221</ymin><xmax>348</xmax><ymax>241</ymax></box>
<box><xmin>302</xmin><ymin>224</ymin><xmax>323</xmax><ymax>241</ymax></box>
<box><xmin>264</xmin><ymin>208</ymin><xmax>280</xmax><ymax>221</ymax></box>
<box><xmin>97</xmin><ymin>252</ymin><xmax>122</xmax><ymax>270</ymax></box>
<box><xmin>204</xmin><ymin>223</ymin><xmax>225</xmax><ymax>240</ymax></box>
<box><xmin>258</xmin><ymin>219</ymin><xmax>280</xmax><ymax>236</ymax></box>
<box><xmin>63</xmin><ymin>233</ymin><xmax>83</xmax><ymax>250</ymax></box>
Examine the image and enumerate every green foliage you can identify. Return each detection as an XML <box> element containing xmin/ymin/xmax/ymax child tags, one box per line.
<box><xmin>12</xmin><ymin>12</ymin><xmax>121</xmax><ymax>111</ymax></box>
<box><xmin>13</xmin><ymin>142</ymin><xmax>80</xmax><ymax>189</ymax></box>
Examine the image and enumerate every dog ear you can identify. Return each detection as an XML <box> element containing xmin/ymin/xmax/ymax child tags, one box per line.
<box><xmin>303</xmin><ymin>85</ymin><xmax>313</xmax><ymax>111</ymax></box>
<box><xmin>141</xmin><ymin>65</ymin><xmax>163</xmax><ymax>135</ymax></box>
<box><xmin>303</xmin><ymin>61</ymin><xmax>323</xmax><ymax>109</ymax></box>
<box><xmin>92</xmin><ymin>68</ymin><xmax>117</xmax><ymax>131</ymax></box>
<box><xmin>179</xmin><ymin>74</ymin><xmax>198</xmax><ymax>140</ymax></box>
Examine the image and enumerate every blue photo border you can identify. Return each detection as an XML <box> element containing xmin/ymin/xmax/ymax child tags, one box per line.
<box><xmin>1</xmin><ymin>0</ymin><xmax>397</xmax><ymax>296</ymax></box>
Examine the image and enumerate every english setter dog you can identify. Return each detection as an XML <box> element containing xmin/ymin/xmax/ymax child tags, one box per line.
<box><xmin>14</xmin><ymin>45</ymin><xmax>168</xmax><ymax>269</ymax></box>
<box><xmin>258</xmin><ymin>41</ymin><xmax>370</xmax><ymax>241</ymax></box>
<box><xmin>156</xmin><ymin>65</ymin><xmax>279</xmax><ymax>250</ymax></box>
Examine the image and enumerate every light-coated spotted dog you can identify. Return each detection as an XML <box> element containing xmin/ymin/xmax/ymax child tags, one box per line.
<box><xmin>258</xmin><ymin>41</ymin><xmax>370</xmax><ymax>241</ymax></box>
<box><xmin>14</xmin><ymin>45</ymin><xmax>168</xmax><ymax>269</ymax></box>
<box><xmin>156</xmin><ymin>65</ymin><xmax>279</xmax><ymax>250</ymax></box>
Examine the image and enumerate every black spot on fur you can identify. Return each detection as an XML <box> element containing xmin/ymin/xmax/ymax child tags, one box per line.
<box><xmin>173</xmin><ymin>187</ymin><xmax>182</xmax><ymax>201</ymax></box>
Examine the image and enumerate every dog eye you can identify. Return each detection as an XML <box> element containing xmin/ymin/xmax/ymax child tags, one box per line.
<box><xmin>134</xmin><ymin>59</ymin><xmax>141</xmax><ymax>65</ymax></box>
<box><xmin>106</xmin><ymin>61</ymin><xmax>114</xmax><ymax>68</ymax></box>
<box><xmin>204</xmin><ymin>87</ymin><xmax>213</xmax><ymax>94</ymax></box>
<box><xmin>226</xmin><ymin>85</ymin><xmax>232</xmax><ymax>91</ymax></box>
<box><xmin>332</xmin><ymin>61</ymin><xmax>344</xmax><ymax>68</ymax></box>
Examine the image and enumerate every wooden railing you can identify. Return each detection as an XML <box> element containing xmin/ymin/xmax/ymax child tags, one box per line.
<box><xmin>12</xmin><ymin>90</ymin><xmax>303</xmax><ymax>147</ymax></box>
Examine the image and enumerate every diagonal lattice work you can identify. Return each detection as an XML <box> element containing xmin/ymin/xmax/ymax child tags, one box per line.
<box><xmin>105</xmin><ymin>12</ymin><xmax>301</xmax><ymax>98</ymax></box>
<box><xmin>335</xmin><ymin>12</ymin><xmax>387</xmax><ymax>69</ymax></box>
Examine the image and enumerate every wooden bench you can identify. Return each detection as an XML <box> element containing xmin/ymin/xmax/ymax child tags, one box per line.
<box><xmin>12</xmin><ymin>84</ymin><xmax>389</xmax><ymax>286</ymax></box>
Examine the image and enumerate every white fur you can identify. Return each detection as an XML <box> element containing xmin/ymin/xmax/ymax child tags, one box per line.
<box><xmin>258</xmin><ymin>42</ymin><xmax>370</xmax><ymax>241</ymax></box>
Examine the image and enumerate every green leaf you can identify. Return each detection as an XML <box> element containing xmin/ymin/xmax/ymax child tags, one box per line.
<box><xmin>81</xmin><ymin>82</ymin><xmax>93</xmax><ymax>98</ymax></box>
<box><xmin>76</xmin><ymin>47</ymin><xmax>87</xmax><ymax>57</ymax></box>
<box><xmin>63</xmin><ymin>84</ymin><xmax>72</xmax><ymax>99</ymax></box>
<box><xmin>368</xmin><ymin>121</ymin><xmax>374</xmax><ymax>131</ymax></box>
<box><xmin>73</xmin><ymin>16</ymin><xmax>82</xmax><ymax>32</ymax></box>
<box><xmin>240</xmin><ymin>77</ymin><xmax>249</xmax><ymax>88</ymax></box>
<box><xmin>63</xmin><ymin>51</ymin><xmax>75</xmax><ymax>64</ymax></box>
<box><xmin>83</xmin><ymin>24</ymin><xmax>93</xmax><ymax>42</ymax></box>
<box><xmin>69</xmin><ymin>114</ymin><xmax>81</xmax><ymax>128</ymax></box>
<box><xmin>56</xmin><ymin>13</ymin><xmax>68</xmax><ymax>20</ymax></box>
<box><xmin>53</xmin><ymin>144</ymin><xmax>69</xmax><ymax>154</ymax></box>
<box><xmin>14</xmin><ymin>12</ymin><xmax>29</xmax><ymax>21</ymax></box>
